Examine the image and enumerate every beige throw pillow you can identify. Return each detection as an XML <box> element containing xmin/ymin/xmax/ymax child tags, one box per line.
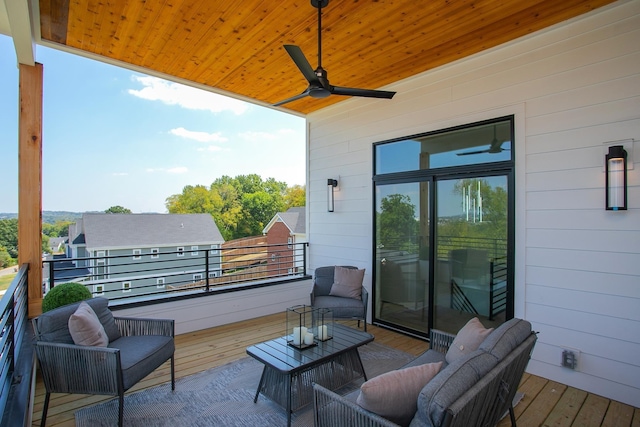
<box><xmin>356</xmin><ymin>362</ymin><xmax>443</xmax><ymax>426</ymax></box>
<box><xmin>329</xmin><ymin>266</ymin><xmax>365</xmax><ymax>299</ymax></box>
<box><xmin>445</xmin><ymin>317</ymin><xmax>493</xmax><ymax>364</ymax></box>
<box><xmin>68</xmin><ymin>301</ymin><xmax>109</xmax><ymax>347</ymax></box>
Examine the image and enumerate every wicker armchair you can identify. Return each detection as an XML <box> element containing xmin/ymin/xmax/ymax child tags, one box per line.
<box><xmin>33</xmin><ymin>297</ymin><xmax>175</xmax><ymax>427</ymax></box>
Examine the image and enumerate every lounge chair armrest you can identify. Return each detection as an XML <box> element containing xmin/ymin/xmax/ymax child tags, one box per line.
<box><xmin>429</xmin><ymin>329</ymin><xmax>456</xmax><ymax>354</ymax></box>
<box><xmin>114</xmin><ymin>317</ymin><xmax>175</xmax><ymax>337</ymax></box>
<box><xmin>313</xmin><ymin>383</ymin><xmax>399</xmax><ymax>427</ymax></box>
<box><xmin>34</xmin><ymin>341</ymin><xmax>121</xmax><ymax>395</ymax></box>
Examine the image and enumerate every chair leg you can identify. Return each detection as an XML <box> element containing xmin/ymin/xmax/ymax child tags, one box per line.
<box><xmin>118</xmin><ymin>393</ymin><xmax>124</xmax><ymax>427</ymax></box>
<box><xmin>509</xmin><ymin>404</ymin><xmax>517</xmax><ymax>427</ymax></box>
<box><xmin>171</xmin><ymin>355</ymin><xmax>176</xmax><ymax>391</ymax></box>
<box><xmin>40</xmin><ymin>392</ymin><xmax>50</xmax><ymax>427</ymax></box>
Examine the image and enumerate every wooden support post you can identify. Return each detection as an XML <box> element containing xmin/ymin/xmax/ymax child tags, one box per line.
<box><xmin>18</xmin><ymin>62</ymin><xmax>43</xmax><ymax>318</ymax></box>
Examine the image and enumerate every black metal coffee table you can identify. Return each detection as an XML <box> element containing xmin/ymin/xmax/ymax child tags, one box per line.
<box><xmin>246</xmin><ymin>323</ymin><xmax>374</xmax><ymax>426</ymax></box>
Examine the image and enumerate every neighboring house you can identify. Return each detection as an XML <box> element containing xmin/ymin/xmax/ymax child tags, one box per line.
<box><xmin>64</xmin><ymin>213</ymin><xmax>225</xmax><ymax>299</ymax></box>
<box><xmin>47</xmin><ymin>237</ymin><xmax>65</xmax><ymax>253</ymax></box>
<box><xmin>263</xmin><ymin>207</ymin><xmax>306</xmax><ymax>277</ymax></box>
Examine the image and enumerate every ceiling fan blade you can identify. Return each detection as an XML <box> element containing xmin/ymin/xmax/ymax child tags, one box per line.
<box><xmin>332</xmin><ymin>86</ymin><xmax>396</xmax><ymax>99</ymax></box>
<box><xmin>457</xmin><ymin>149</ymin><xmax>490</xmax><ymax>156</ymax></box>
<box><xmin>283</xmin><ymin>45</ymin><xmax>321</xmax><ymax>86</ymax></box>
<box><xmin>273</xmin><ymin>89</ymin><xmax>311</xmax><ymax>107</ymax></box>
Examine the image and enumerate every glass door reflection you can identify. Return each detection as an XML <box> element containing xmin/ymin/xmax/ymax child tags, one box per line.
<box><xmin>374</xmin><ymin>181</ymin><xmax>429</xmax><ymax>335</ymax></box>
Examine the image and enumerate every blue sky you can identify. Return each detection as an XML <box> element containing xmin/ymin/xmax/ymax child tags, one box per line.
<box><xmin>0</xmin><ymin>35</ymin><xmax>305</xmax><ymax>214</ymax></box>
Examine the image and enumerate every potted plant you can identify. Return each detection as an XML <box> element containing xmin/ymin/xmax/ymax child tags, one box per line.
<box><xmin>42</xmin><ymin>282</ymin><xmax>92</xmax><ymax>312</ymax></box>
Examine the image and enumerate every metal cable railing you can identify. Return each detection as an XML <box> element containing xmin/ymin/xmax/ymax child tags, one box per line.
<box><xmin>43</xmin><ymin>242</ymin><xmax>309</xmax><ymax>302</ymax></box>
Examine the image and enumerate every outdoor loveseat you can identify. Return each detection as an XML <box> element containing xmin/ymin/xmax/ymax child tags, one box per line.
<box><xmin>33</xmin><ymin>297</ymin><xmax>175</xmax><ymax>427</ymax></box>
<box><xmin>313</xmin><ymin>317</ymin><xmax>537</xmax><ymax>427</ymax></box>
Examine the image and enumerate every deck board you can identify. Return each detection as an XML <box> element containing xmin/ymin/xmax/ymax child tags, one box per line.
<box><xmin>32</xmin><ymin>314</ymin><xmax>639</xmax><ymax>426</ymax></box>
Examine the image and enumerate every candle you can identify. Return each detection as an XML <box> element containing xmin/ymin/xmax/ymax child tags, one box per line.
<box><xmin>304</xmin><ymin>332</ymin><xmax>314</xmax><ymax>345</ymax></box>
<box><xmin>292</xmin><ymin>326</ymin><xmax>307</xmax><ymax>345</ymax></box>
<box><xmin>318</xmin><ymin>325</ymin><xmax>328</xmax><ymax>340</ymax></box>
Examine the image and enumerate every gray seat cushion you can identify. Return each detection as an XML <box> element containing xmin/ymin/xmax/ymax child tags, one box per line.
<box><xmin>409</xmin><ymin>350</ymin><xmax>497</xmax><ymax>427</ymax></box>
<box><xmin>312</xmin><ymin>295</ymin><xmax>365</xmax><ymax>319</ymax></box>
<box><xmin>479</xmin><ymin>318</ymin><xmax>532</xmax><ymax>361</ymax></box>
<box><xmin>109</xmin><ymin>335</ymin><xmax>175</xmax><ymax>390</ymax></box>
<box><xmin>35</xmin><ymin>297</ymin><xmax>121</xmax><ymax>343</ymax></box>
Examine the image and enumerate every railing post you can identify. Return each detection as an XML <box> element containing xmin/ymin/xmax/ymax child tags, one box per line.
<box><xmin>48</xmin><ymin>260</ymin><xmax>55</xmax><ymax>290</ymax></box>
<box><xmin>205</xmin><ymin>250</ymin><xmax>210</xmax><ymax>292</ymax></box>
<box><xmin>8</xmin><ymin>293</ymin><xmax>15</xmax><ymax>373</ymax></box>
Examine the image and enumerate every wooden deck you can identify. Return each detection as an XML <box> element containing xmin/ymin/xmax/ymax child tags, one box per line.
<box><xmin>33</xmin><ymin>313</ymin><xmax>640</xmax><ymax>427</ymax></box>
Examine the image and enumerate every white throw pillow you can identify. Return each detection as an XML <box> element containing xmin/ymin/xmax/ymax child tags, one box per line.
<box><xmin>68</xmin><ymin>301</ymin><xmax>109</xmax><ymax>347</ymax></box>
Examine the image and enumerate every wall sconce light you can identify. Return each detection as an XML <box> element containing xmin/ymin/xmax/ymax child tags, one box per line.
<box><xmin>327</xmin><ymin>179</ymin><xmax>338</xmax><ymax>212</ymax></box>
<box><xmin>605</xmin><ymin>145</ymin><xmax>627</xmax><ymax>211</ymax></box>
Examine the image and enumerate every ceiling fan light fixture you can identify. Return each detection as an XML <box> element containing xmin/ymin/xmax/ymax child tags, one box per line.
<box><xmin>309</xmin><ymin>87</ymin><xmax>331</xmax><ymax>98</ymax></box>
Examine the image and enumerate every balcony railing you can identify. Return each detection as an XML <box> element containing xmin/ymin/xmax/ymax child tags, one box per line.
<box><xmin>43</xmin><ymin>242</ymin><xmax>309</xmax><ymax>302</ymax></box>
<box><xmin>0</xmin><ymin>264</ymin><xmax>31</xmax><ymax>427</ymax></box>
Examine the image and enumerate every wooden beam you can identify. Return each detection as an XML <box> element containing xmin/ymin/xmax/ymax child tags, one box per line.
<box><xmin>4</xmin><ymin>0</ymin><xmax>36</xmax><ymax>65</ymax></box>
<box><xmin>18</xmin><ymin>62</ymin><xmax>43</xmax><ymax>318</ymax></box>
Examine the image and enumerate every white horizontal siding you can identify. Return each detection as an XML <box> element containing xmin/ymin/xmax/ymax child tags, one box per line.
<box><xmin>306</xmin><ymin>0</ymin><xmax>640</xmax><ymax>407</ymax></box>
<box><xmin>114</xmin><ymin>280</ymin><xmax>311</xmax><ymax>335</ymax></box>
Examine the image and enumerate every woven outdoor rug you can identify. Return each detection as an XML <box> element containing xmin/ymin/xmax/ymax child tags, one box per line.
<box><xmin>75</xmin><ymin>341</ymin><xmax>415</xmax><ymax>427</ymax></box>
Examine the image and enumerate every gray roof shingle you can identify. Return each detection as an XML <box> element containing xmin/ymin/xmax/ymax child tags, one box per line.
<box><xmin>81</xmin><ymin>213</ymin><xmax>224</xmax><ymax>249</ymax></box>
<box><xmin>270</xmin><ymin>207</ymin><xmax>306</xmax><ymax>234</ymax></box>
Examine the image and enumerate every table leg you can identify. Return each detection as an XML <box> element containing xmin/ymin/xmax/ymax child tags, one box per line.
<box><xmin>286</xmin><ymin>374</ymin><xmax>292</xmax><ymax>427</ymax></box>
<box><xmin>356</xmin><ymin>349</ymin><xmax>368</xmax><ymax>381</ymax></box>
<box><xmin>254</xmin><ymin>366</ymin><xmax>267</xmax><ymax>403</ymax></box>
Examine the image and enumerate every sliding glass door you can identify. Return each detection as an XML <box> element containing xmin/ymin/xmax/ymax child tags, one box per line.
<box><xmin>373</xmin><ymin>117</ymin><xmax>514</xmax><ymax>337</ymax></box>
<box><xmin>433</xmin><ymin>175</ymin><xmax>509</xmax><ymax>333</ymax></box>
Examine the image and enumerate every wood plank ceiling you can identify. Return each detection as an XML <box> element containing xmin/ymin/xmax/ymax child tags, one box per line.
<box><xmin>38</xmin><ymin>0</ymin><xmax>616</xmax><ymax>115</ymax></box>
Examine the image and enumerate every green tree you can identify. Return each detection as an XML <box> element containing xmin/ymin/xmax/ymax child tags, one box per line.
<box><xmin>0</xmin><ymin>219</ymin><xmax>18</xmax><ymax>259</ymax></box>
<box><xmin>284</xmin><ymin>185</ymin><xmax>306</xmax><ymax>208</ymax></box>
<box><xmin>377</xmin><ymin>194</ymin><xmax>417</xmax><ymax>252</ymax></box>
<box><xmin>165</xmin><ymin>174</ymin><xmax>296</xmax><ymax>240</ymax></box>
<box><xmin>105</xmin><ymin>205</ymin><xmax>132</xmax><ymax>214</ymax></box>
<box><xmin>43</xmin><ymin>220</ymin><xmax>73</xmax><ymax>237</ymax></box>
<box><xmin>0</xmin><ymin>246</ymin><xmax>14</xmax><ymax>268</ymax></box>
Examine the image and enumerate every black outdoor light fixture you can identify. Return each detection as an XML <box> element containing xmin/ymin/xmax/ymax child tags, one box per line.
<box><xmin>605</xmin><ymin>145</ymin><xmax>628</xmax><ymax>211</ymax></box>
<box><xmin>327</xmin><ymin>179</ymin><xmax>338</xmax><ymax>212</ymax></box>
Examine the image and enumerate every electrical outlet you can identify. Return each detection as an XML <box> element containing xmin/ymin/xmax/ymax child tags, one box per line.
<box><xmin>561</xmin><ymin>349</ymin><xmax>580</xmax><ymax>370</ymax></box>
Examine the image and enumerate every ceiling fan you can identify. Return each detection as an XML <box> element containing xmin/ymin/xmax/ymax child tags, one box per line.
<box><xmin>273</xmin><ymin>0</ymin><xmax>396</xmax><ymax>107</ymax></box>
<box><xmin>457</xmin><ymin>126</ymin><xmax>510</xmax><ymax>156</ymax></box>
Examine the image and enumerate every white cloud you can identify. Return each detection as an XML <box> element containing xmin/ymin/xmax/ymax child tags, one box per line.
<box><xmin>146</xmin><ymin>167</ymin><xmax>188</xmax><ymax>174</ymax></box>
<box><xmin>167</xmin><ymin>167</ymin><xmax>188</xmax><ymax>174</ymax></box>
<box><xmin>128</xmin><ymin>76</ymin><xmax>250</xmax><ymax>115</ymax></box>
<box><xmin>239</xmin><ymin>131</ymin><xmax>278</xmax><ymax>142</ymax></box>
<box><xmin>170</xmin><ymin>127</ymin><xmax>228</xmax><ymax>143</ymax></box>
<box><xmin>239</xmin><ymin>128</ymin><xmax>300</xmax><ymax>143</ymax></box>
<box><xmin>197</xmin><ymin>146</ymin><xmax>224</xmax><ymax>152</ymax></box>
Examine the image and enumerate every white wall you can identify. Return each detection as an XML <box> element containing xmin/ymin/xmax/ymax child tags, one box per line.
<box><xmin>113</xmin><ymin>279</ymin><xmax>311</xmax><ymax>335</ymax></box>
<box><xmin>306</xmin><ymin>0</ymin><xmax>639</xmax><ymax>407</ymax></box>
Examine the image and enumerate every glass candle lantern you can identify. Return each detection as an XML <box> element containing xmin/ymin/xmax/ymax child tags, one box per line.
<box><xmin>286</xmin><ymin>305</ymin><xmax>316</xmax><ymax>349</ymax></box>
<box><xmin>314</xmin><ymin>308</ymin><xmax>333</xmax><ymax>341</ymax></box>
